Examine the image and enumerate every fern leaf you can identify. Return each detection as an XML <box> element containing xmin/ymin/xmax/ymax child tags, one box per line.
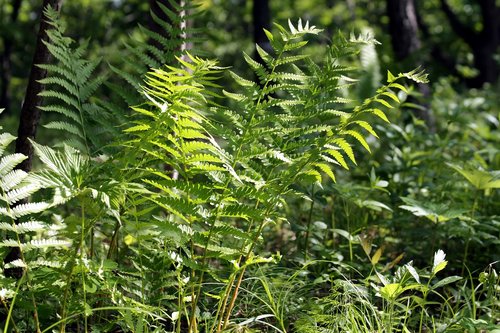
<box><xmin>0</xmin><ymin>153</ymin><xmax>26</xmax><ymax>177</ymax></box>
<box><xmin>10</xmin><ymin>202</ymin><xmax>51</xmax><ymax>219</ymax></box>
<box><xmin>0</xmin><ymin>169</ymin><xmax>28</xmax><ymax>191</ymax></box>
<box><xmin>39</xmin><ymin>105</ymin><xmax>81</xmax><ymax>123</ymax></box>
<box><xmin>313</xmin><ymin>162</ymin><xmax>336</xmax><ymax>182</ymax></box>
<box><xmin>39</xmin><ymin>90</ymin><xmax>80</xmax><ymax>109</ymax></box>
<box><xmin>38</xmin><ymin>77</ymin><xmax>79</xmax><ymax>98</ymax></box>
<box><xmin>331</xmin><ymin>139</ymin><xmax>356</xmax><ymax>165</ymax></box>
<box><xmin>0</xmin><ymin>133</ymin><xmax>16</xmax><ymax>155</ymax></box>
<box><xmin>124</xmin><ymin>123</ymin><xmax>151</xmax><ymax>133</ymax></box>
<box><xmin>323</xmin><ymin>149</ymin><xmax>349</xmax><ymax>170</ymax></box>
<box><xmin>0</xmin><ymin>221</ymin><xmax>46</xmax><ymax>233</ymax></box>
<box><xmin>23</xmin><ymin>239</ymin><xmax>72</xmax><ymax>251</ymax></box>
<box><xmin>229</xmin><ymin>71</ymin><xmax>256</xmax><ymax>88</ymax></box>
<box><xmin>4</xmin><ymin>259</ymin><xmax>27</xmax><ymax>269</ymax></box>
<box><xmin>371</xmin><ymin>108</ymin><xmax>390</xmax><ymax>123</ymax></box>
<box><xmin>350</xmin><ymin>120</ymin><xmax>378</xmax><ymax>138</ymax></box>
<box><xmin>43</xmin><ymin>121</ymin><xmax>84</xmax><ymax>139</ymax></box>
<box><xmin>342</xmin><ymin>130</ymin><xmax>371</xmax><ymax>153</ymax></box>
<box><xmin>4</xmin><ymin>184</ymin><xmax>41</xmax><ymax>205</ymax></box>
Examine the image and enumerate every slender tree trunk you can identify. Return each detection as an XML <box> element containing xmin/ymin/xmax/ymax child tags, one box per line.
<box><xmin>387</xmin><ymin>0</ymin><xmax>421</xmax><ymax>60</ymax></box>
<box><xmin>4</xmin><ymin>0</ymin><xmax>63</xmax><ymax>280</ymax></box>
<box><xmin>471</xmin><ymin>0</ymin><xmax>499</xmax><ymax>86</ymax></box>
<box><xmin>387</xmin><ymin>0</ymin><xmax>435</xmax><ymax>132</ymax></box>
<box><xmin>0</xmin><ymin>0</ymin><xmax>23</xmax><ymax>113</ymax></box>
<box><xmin>253</xmin><ymin>0</ymin><xmax>272</xmax><ymax>63</ymax></box>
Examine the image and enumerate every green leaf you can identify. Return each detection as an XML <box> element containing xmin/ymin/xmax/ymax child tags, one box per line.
<box><xmin>432</xmin><ymin>276</ymin><xmax>462</xmax><ymax>289</ymax></box>
<box><xmin>313</xmin><ymin>162</ymin><xmax>336</xmax><ymax>182</ymax></box>
<box><xmin>399</xmin><ymin>197</ymin><xmax>467</xmax><ymax>223</ymax></box>
<box><xmin>372</xmin><ymin>108</ymin><xmax>390</xmax><ymax>123</ymax></box>
<box><xmin>447</xmin><ymin>163</ymin><xmax>500</xmax><ymax>189</ymax></box>
<box><xmin>380</xmin><ymin>283</ymin><xmax>403</xmax><ymax>300</ymax></box>
<box><xmin>387</xmin><ymin>70</ymin><xmax>396</xmax><ymax>82</ymax></box>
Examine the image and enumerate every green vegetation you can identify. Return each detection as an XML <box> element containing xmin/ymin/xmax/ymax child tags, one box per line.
<box><xmin>0</xmin><ymin>1</ymin><xmax>499</xmax><ymax>332</ymax></box>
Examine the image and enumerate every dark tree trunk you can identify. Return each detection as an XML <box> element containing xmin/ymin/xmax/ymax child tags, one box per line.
<box><xmin>253</xmin><ymin>0</ymin><xmax>272</xmax><ymax>63</ymax></box>
<box><xmin>0</xmin><ymin>0</ymin><xmax>23</xmax><ymax>113</ymax></box>
<box><xmin>440</xmin><ymin>0</ymin><xmax>499</xmax><ymax>87</ymax></box>
<box><xmin>387</xmin><ymin>0</ymin><xmax>421</xmax><ymax>60</ymax></box>
<box><xmin>387</xmin><ymin>0</ymin><xmax>435</xmax><ymax>132</ymax></box>
<box><xmin>4</xmin><ymin>0</ymin><xmax>63</xmax><ymax>280</ymax></box>
<box><xmin>15</xmin><ymin>0</ymin><xmax>63</xmax><ymax>172</ymax></box>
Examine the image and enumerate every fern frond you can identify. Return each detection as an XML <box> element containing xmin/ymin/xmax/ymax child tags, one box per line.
<box><xmin>0</xmin><ymin>169</ymin><xmax>28</xmax><ymax>191</ymax></box>
<box><xmin>0</xmin><ymin>202</ymin><xmax>50</xmax><ymax>219</ymax></box>
<box><xmin>0</xmin><ymin>221</ymin><xmax>46</xmax><ymax>233</ymax></box>
<box><xmin>40</xmin><ymin>8</ymin><xmax>112</xmax><ymax>154</ymax></box>
<box><xmin>0</xmin><ymin>154</ymin><xmax>27</xmax><ymax>177</ymax></box>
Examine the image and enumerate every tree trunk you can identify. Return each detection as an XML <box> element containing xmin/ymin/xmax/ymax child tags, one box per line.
<box><xmin>387</xmin><ymin>0</ymin><xmax>421</xmax><ymax>60</ymax></box>
<box><xmin>387</xmin><ymin>0</ymin><xmax>435</xmax><ymax>132</ymax></box>
<box><xmin>0</xmin><ymin>0</ymin><xmax>23</xmax><ymax>114</ymax></box>
<box><xmin>253</xmin><ymin>0</ymin><xmax>272</xmax><ymax>63</ymax></box>
<box><xmin>4</xmin><ymin>0</ymin><xmax>63</xmax><ymax>280</ymax></box>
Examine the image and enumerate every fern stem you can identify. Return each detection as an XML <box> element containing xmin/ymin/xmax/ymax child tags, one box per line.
<box><xmin>3</xmin><ymin>273</ymin><xmax>25</xmax><ymax>333</ymax></box>
<box><xmin>28</xmin><ymin>276</ymin><xmax>42</xmax><ymax>333</ymax></box>
<box><xmin>1</xmin><ymin>298</ymin><xmax>20</xmax><ymax>333</ymax></box>
<box><xmin>304</xmin><ymin>184</ymin><xmax>316</xmax><ymax>261</ymax></box>
<box><xmin>195</xmin><ymin>40</ymin><xmax>293</xmax><ymax>332</ymax></box>
<box><xmin>59</xmin><ymin>238</ymin><xmax>82</xmax><ymax>333</ymax></box>
<box><xmin>106</xmin><ymin>220</ymin><xmax>121</xmax><ymax>259</ymax></box>
<box><xmin>80</xmin><ymin>203</ymin><xmax>89</xmax><ymax>333</ymax></box>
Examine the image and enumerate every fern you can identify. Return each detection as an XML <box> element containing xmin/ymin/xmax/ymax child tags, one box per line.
<box><xmin>38</xmin><ymin>7</ymin><xmax>113</xmax><ymax>154</ymax></box>
<box><xmin>4</xmin><ymin>9</ymin><xmax>430</xmax><ymax>330</ymax></box>
<box><xmin>118</xmin><ymin>18</ymin><xmax>427</xmax><ymax>332</ymax></box>
<box><xmin>105</xmin><ymin>0</ymin><xmax>207</xmax><ymax>117</ymax></box>
<box><xmin>0</xmin><ymin>111</ymin><xmax>71</xmax><ymax>314</ymax></box>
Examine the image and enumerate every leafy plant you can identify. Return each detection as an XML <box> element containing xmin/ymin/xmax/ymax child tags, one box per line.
<box><xmin>1</xmin><ymin>8</ymin><xmax>429</xmax><ymax>333</ymax></box>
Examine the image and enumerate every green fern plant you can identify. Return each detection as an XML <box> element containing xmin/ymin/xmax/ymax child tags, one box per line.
<box><xmin>0</xmin><ymin>108</ymin><xmax>74</xmax><ymax>332</ymax></box>
<box><xmin>105</xmin><ymin>0</ymin><xmax>206</xmax><ymax>116</ymax></box>
<box><xmin>5</xmin><ymin>6</ymin><xmax>428</xmax><ymax>330</ymax></box>
<box><xmin>121</xmin><ymin>19</ymin><xmax>427</xmax><ymax>332</ymax></box>
<box><xmin>38</xmin><ymin>7</ymin><xmax>112</xmax><ymax>154</ymax></box>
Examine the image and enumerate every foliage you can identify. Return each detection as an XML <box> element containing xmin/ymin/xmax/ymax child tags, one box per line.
<box><xmin>1</xmin><ymin>2</ymin><xmax>499</xmax><ymax>333</ymax></box>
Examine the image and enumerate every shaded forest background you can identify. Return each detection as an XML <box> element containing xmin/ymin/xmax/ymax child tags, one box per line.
<box><xmin>1</xmin><ymin>0</ymin><xmax>499</xmax><ymax>117</ymax></box>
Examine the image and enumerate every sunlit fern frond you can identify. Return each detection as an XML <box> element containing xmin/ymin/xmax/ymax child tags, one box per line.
<box><xmin>0</xmin><ymin>127</ymin><xmax>70</xmax><ymax>284</ymax></box>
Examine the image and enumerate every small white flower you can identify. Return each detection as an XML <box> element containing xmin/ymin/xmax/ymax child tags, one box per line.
<box><xmin>432</xmin><ymin>249</ymin><xmax>448</xmax><ymax>274</ymax></box>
